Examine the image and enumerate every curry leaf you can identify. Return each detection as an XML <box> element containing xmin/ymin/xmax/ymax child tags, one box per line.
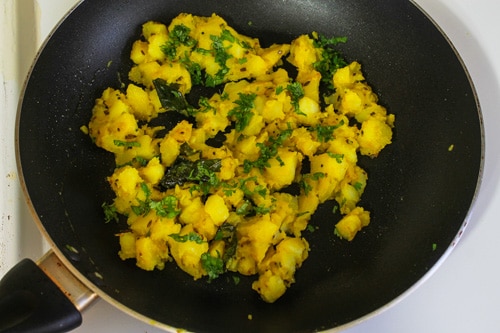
<box><xmin>153</xmin><ymin>78</ymin><xmax>194</xmax><ymax>117</ymax></box>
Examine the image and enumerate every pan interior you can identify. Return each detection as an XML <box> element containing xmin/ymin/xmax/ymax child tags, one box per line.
<box><xmin>17</xmin><ymin>0</ymin><xmax>482</xmax><ymax>332</ymax></box>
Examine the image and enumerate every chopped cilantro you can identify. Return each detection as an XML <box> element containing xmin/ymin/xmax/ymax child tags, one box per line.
<box><xmin>198</xmin><ymin>96</ymin><xmax>216</xmax><ymax>114</ymax></box>
<box><xmin>102</xmin><ymin>202</ymin><xmax>119</xmax><ymax>223</ymax></box>
<box><xmin>309</xmin><ymin>119</ymin><xmax>345</xmax><ymax>142</ymax></box>
<box><xmin>201</xmin><ymin>252</ymin><xmax>225</xmax><ymax>282</ymax></box>
<box><xmin>299</xmin><ymin>172</ymin><xmax>325</xmax><ymax>195</ymax></box>
<box><xmin>169</xmin><ymin>232</ymin><xmax>205</xmax><ymax>244</ymax></box>
<box><xmin>287</xmin><ymin>82</ymin><xmax>305</xmax><ymax>115</ymax></box>
<box><xmin>312</xmin><ymin>33</ymin><xmax>348</xmax><ymax>89</ymax></box>
<box><xmin>161</xmin><ymin>24</ymin><xmax>197</xmax><ymax>60</ymax></box>
<box><xmin>353</xmin><ymin>182</ymin><xmax>363</xmax><ymax>191</ymax></box>
<box><xmin>275</xmin><ymin>86</ymin><xmax>285</xmax><ymax>95</ymax></box>
<box><xmin>113</xmin><ymin>140</ymin><xmax>141</xmax><ymax>148</ymax></box>
<box><xmin>180</xmin><ymin>54</ymin><xmax>203</xmax><ymax>85</ymax></box>
<box><xmin>327</xmin><ymin>152</ymin><xmax>345</xmax><ymax>163</ymax></box>
<box><xmin>149</xmin><ymin>195</ymin><xmax>180</xmax><ymax>218</ymax></box>
<box><xmin>228</xmin><ymin>92</ymin><xmax>257</xmax><ymax>132</ymax></box>
<box><xmin>243</xmin><ymin>127</ymin><xmax>293</xmax><ymax>173</ymax></box>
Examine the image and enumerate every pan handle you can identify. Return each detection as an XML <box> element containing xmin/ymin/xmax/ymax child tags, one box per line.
<box><xmin>0</xmin><ymin>251</ymin><xmax>98</xmax><ymax>333</ymax></box>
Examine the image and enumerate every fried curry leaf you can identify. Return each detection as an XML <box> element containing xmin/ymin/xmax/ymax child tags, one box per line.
<box><xmin>160</xmin><ymin>157</ymin><xmax>222</xmax><ymax>190</ymax></box>
<box><xmin>153</xmin><ymin>78</ymin><xmax>194</xmax><ymax>117</ymax></box>
<box><xmin>214</xmin><ymin>223</ymin><xmax>238</xmax><ymax>263</ymax></box>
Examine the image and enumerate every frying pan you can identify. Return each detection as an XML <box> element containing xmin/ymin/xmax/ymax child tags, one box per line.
<box><xmin>3</xmin><ymin>0</ymin><xmax>483</xmax><ymax>332</ymax></box>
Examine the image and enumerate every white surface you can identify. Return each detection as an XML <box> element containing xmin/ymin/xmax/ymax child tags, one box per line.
<box><xmin>1</xmin><ymin>0</ymin><xmax>499</xmax><ymax>332</ymax></box>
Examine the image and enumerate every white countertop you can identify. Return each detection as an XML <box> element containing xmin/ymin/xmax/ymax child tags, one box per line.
<box><xmin>1</xmin><ymin>0</ymin><xmax>499</xmax><ymax>332</ymax></box>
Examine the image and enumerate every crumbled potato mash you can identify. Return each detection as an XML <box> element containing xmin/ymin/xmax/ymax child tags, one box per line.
<box><xmin>87</xmin><ymin>13</ymin><xmax>394</xmax><ymax>303</ymax></box>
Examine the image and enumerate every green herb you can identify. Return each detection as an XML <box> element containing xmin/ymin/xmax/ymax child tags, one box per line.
<box><xmin>153</xmin><ymin>78</ymin><xmax>194</xmax><ymax>117</ymax></box>
<box><xmin>113</xmin><ymin>140</ymin><xmax>141</xmax><ymax>148</ymax></box>
<box><xmin>309</xmin><ymin>119</ymin><xmax>345</xmax><ymax>142</ymax></box>
<box><xmin>296</xmin><ymin>211</ymin><xmax>310</xmax><ymax>218</ymax></box>
<box><xmin>206</xmin><ymin>32</ymin><xmax>233</xmax><ymax>87</ymax></box>
<box><xmin>228</xmin><ymin>92</ymin><xmax>257</xmax><ymax>132</ymax></box>
<box><xmin>236</xmin><ymin>200</ymin><xmax>253</xmax><ymax>216</ymax></box>
<box><xmin>134</xmin><ymin>156</ymin><xmax>149</xmax><ymax>166</ymax></box>
<box><xmin>161</xmin><ymin>24</ymin><xmax>197</xmax><ymax>60</ymax></box>
<box><xmin>220</xmin><ymin>29</ymin><xmax>235</xmax><ymax>43</ymax></box>
<box><xmin>327</xmin><ymin>152</ymin><xmax>345</xmax><ymax>163</ymax></box>
<box><xmin>243</xmin><ymin>127</ymin><xmax>293</xmax><ymax>173</ymax></box>
<box><xmin>299</xmin><ymin>180</ymin><xmax>313</xmax><ymax>195</ymax></box>
<box><xmin>287</xmin><ymin>82</ymin><xmax>305</xmax><ymax>115</ymax></box>
<box><xmin>220</xmin><ymin>181</ymin><xmax>238</xmax><ymax>196</ymax></box>
<box><xmin>275</xmin><ymin>86</ymin><xmax>285</xmax><ymax>95</ymax></box>
<box><xmin>129</xmin><ymin>183</ymin><xmax>182</xmax><ymax>219</ymax></box>
<box><xmin>160</xmin><ymin>158</ymin><xmax>222</xmax><ymax>194</ymax></box>
<box><xmin>432</xmin><ymin>243</ymin><xmax>437</xmax><ymax>251</ymax></box>
<box><xmin>131</xmin><ymin>183</ymin><xmax>152</xmax><ymax>216</ymax></box>
<box><xmin>238</xmin><ymin>177</ymin><xmax>267</xmax><ymax>198</ymax></box>
<box><xmin>213</xmin><ymin>223</ymin><xmax>238</xmax><ymax>263</ymax></box>
<box><xmin>299</xmin><ymin>172</ymin><xmax>325</xmax><ymax>195</ymax></box>
<box><xmin>116</xmin><ymin>156</ymin><xmax>150</xmax><ymax>168</ymax></box>
<box><xmin>201</xmin><ymin>252</ymin><xmax>225</xmax><ymax>282</ymax></box>
<box><xmin>214</xmin><ymin>223</ymin><xmax>236</xmax><ymax>241</ymax></box>
<box><xmin>312</xmin><ymin>34</ymin><xmax>348</xmax><ymax>89</ymax></box>
<box><xmin>149</xmin><ymin>195</ymin><xmax>181</xmax><ymax>218</ymax></box>
<box><xmin>180</xmin><ymin>54</ymin><xmax>203</xmax><ymax>85</ymax></box>
<box><xmin>65</xmin><ymin>244</ymin><xmax>79</xmax><ymax>254</ymax></box>
<box><xmin>188</xmin><ymin>159</ymin><xmax>222</xmax><ymax>195</ymax></box>
<box><xmin>169</xmin><ymin>232</ymin><xmax>205</xmax><ymax>244</ymax></box>
<box><xmin>198</xmin><ymin>96</ymin><xmax>216</xmax><ymax>114</ymax></box>
<box><xmin>102</xmin><ymin>202</ymin><xmax>119</xmax><ymax>223</ymax></box>
<box><xmin>253</xmin><ymin>204</ymin><xmax>272</xmax><ymax>215</ymax></box>
<box><xmin>353</xmin><ymin>182</ymin><xmax>363</xmax><ymax>191</ymax></box>
<box><xmin>306</xmin><ymin>224</ymin><xmax>318</xmax><ymax>233</ymax></box>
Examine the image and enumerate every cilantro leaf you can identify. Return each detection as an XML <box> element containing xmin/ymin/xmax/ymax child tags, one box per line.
<box><xmin>228</xmin><ymin>92</ymin><xmax>256</xmax><ymax>132</ymax></box>
<box><xmin>201</xmin><ymin>252</ymin><xmax>225</xmax><ymax>282</ymax></box>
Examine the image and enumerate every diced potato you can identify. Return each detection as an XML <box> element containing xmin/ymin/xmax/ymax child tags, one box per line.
<box><xmin>179</xmin><ymin>197</ymin><xmax>205</xmax><ymax>225</ymax></box>
<box><xmin>287</xmin><ymin>34</ymin><xmax>319</xmax><ymax>71</ymax></box>
<box><xmin>358</xmin><ymin>118</ymin><xmax>393</xmax><ymax>157</ymax></box>
<box><xmin>252</xmin><ymin>270</ymin><xmax>287</xmax><ymax>303</ymax></box>
<box><xmin>335</xmin><ymin>207</ymin><xmax>370</xmax><ymax>241</ymax></box>
<box><xmin>135</xmin><ymin>236</ymin><xmax>166</xmax><ymax>271</ymax></box>
<box><xmin>140</xmin><ymin>157</ymin><xmax>165</xmax><ymax>185</ymax></box>
<box><xmin>168</xmin><ymin>225</ymin><xmax>209</xmax><ymax>279</ymax></box>
<box><xmin>118</xmin><ymin>232</ymin><xmax>136</xmax><ymax>260</ymax></box>
<box><xmin>160</xmin><ymin>136</ymin><xmax>180</xmax><ymax>167</ymax></box>
<box><xmin>264</xmin><ymin>149</ymin><xmax>299</xmax><ymax>190</ymax></box>
<box><xmin>309</xmin><ymin>153</ymin><xmax>349</xmax><ymax>203</ymax></box>
<box><xmin>204</xmin><ymin>194</ymin><xmax>230</xmax><ymax>226</ymax></box>
<box><xmin>108</xmin><ymin>166</ymin><xmax>145</xmax><ymax>214</ymax></box>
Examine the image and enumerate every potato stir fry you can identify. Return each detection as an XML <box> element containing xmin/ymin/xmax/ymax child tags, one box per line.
<box><xmin>85</xmin><ymin>13</ymin><xmax>394</xmax><ymax>303</ymax></box>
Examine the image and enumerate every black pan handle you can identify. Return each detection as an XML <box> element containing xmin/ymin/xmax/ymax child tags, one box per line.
<box><xmin>0</xmin><ymin>253</ymin><xmax>97</xmax><ymax>333</ymax></box>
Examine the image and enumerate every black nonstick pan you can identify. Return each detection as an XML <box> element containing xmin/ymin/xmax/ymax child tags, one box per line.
<box><xmin>3</xmin><ymin>0</ymin><xmax>483</xmax><ymax>332</ymax></box>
